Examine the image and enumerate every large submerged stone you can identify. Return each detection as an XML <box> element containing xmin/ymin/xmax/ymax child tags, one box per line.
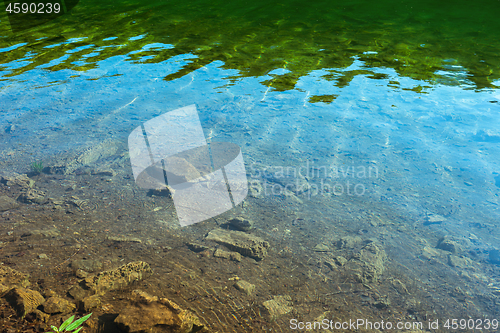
<box><xmin>18</xmin><ymin>189</ymin><xmax>46</xmax><ymax>204</ymax></box>
<box><xmin>262</xmin><ymin>295</ymin><xmax>293</xmax><ymax>319</ymax></box>
<box><xmin>206</xmin><ymin>229</ymin><xmax>269</xmax><ymax>260</ymax></box>
<box><xmin>47</xmin><ymin>139</ymin><xmax>119</xmax><ymax>174</ymax></box>
<box><xmin>114</xmin><ymin>290</ymin><xmax>205</xmax><ymax>333</ymax></box>
<box><xmin>83</xmin><ymin>261</ymin><xmax>152</xmax><ymax>293</ymax></box>
<box><xmin>225</xmin><ymin>217</ymin><xmax>254</xmax><ymax>232</ymax></box>
<box><xmin>0</xmin><ymin>266</ymin><xmax>30</xmax><ymax>289</ymax></box>
<box><xmin>234</xmin><ymin>280</ymin><xmax>255</xmax><ymax>296</ymax></box>
<box><xmin>4</xmin><ymin>287</ymin><xmax>45</xmax><ymax>317</ymax></box>
<box><xmin>437</xmin><ymin>237</ymin><xmax>459</xmax><ymax>253</ymax></box>
<box><xmin>347</xmin><ymin>242</ymin><xmax>387</xmax><ymax>283</ymax></box>
<box><xmin>0</xmin><ymin>195</ymin><xmax>19</xmax><ymax>211</ymax></box>
<box><xmin>43</xmin><ymin>296</ymin><xmax>76</xmax><ymax>314</ymax></box>
<box><xmin>0</xmin><ymin>174</ymin><xmax>35</xmax><ymax>189</ymax></box>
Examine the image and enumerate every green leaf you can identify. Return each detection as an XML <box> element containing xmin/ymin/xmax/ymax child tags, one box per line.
<box><xmin>72</xmin><ymin>327</ymin><xmax>83</xmax><ymax>333</ymax></box>
<box><xmin>65</xmin><ymin>313</ymin><xmax>92</xmax><ymax>331</ymax></box>
<box><xmin>50</xmin><ymin>325</ymin><xmax>60</xmax><ymax>332</ymax></box>
<box><xmin>59</xmin><ymin>315</ymin><xmax>75</xmax><ymax>331</ymax></box>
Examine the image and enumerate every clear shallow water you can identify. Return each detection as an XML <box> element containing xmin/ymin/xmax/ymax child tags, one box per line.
<box><xmin>1</xmin><ymin>0</ymin><xmax>500</xmax><ymax>330</ymax></box>
<box><xmin>2</xmin><ymin>57</ymin><xmax>499</xmax><ymax>224</ymax></box>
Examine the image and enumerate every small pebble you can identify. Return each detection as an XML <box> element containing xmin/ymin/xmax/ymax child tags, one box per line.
<box><xmin>313</xmin><ymin>244</ymin><xmax>330</xmax><ymax>252</ymax></box>
<box><xmin>199</xmin><ymin>249</ymin><xmax>211</xmax><ymax>258</ymax></box>
<box><xmin>75</xmin><ymin>269</ymin><xmax>89</xmax><ymax>279</ymax></box>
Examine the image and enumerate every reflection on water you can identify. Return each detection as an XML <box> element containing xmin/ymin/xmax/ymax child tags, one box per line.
<box><xmin>1</xmin><ymin>0</ymin><xmax>500</xmax><ymax>90</ymax></box>
<box><xmin>0</xmin><ymin>0</ymin><xmax>500</xmax><ymax>331</ymax></box>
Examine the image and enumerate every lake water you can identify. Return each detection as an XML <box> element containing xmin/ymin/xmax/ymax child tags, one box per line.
<box><xmin>1</xmin><ymin>0</ymin><xmax>499</xmax><ymax>331</ymax></box>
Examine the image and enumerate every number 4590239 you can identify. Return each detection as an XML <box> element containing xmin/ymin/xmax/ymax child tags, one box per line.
<box><xmin>5</xmin><ymin>2</ymin><xmax>61</xmax><ymax>14</ymax></box>
<box><xmin>443</xmin><ymin>318</ymin><xmax>499</xmax><ymax>330</ymax></box>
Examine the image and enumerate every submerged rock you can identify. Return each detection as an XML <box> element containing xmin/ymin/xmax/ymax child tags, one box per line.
<box><xmin>234</xmin><ymin>280</ymin><xmax>255</xmax><ymax>296</ymax></box>
<box><xmin>137</xmin><ymin>155</ymin><xmax>203</xmax><ymax>191</ymax></box>
<box><xmin>229</xmin><ymin>252</ymin><xmax>242</xmax><ymax>262</ymax></box>
<box><xmin>262</xmin><ymin>295</ymin><xmax>293</xmax><ymax>319</ymax></box>
<box><xmin>337</xmin><ymin>235</ymin><xmax>363</xmax><ymax>249</ymax></box>
<box><xmin>91</xmin><ymin>169</ymin><xmax>116</xmax><ymax>177</ymax></box>
<box><xmin>213</xmin><ymin>248</ymin><xmax>231</xmax><ymax>259</ymax></box>
<box><xmin>323</xmin><ymin>255</ymin><xmax>347</xmax><ymax>270</ymax></box>
<box><xmin>43</xmin><ymin>296</ymin><xmax>76</xmax><ymax>314</ymax></box>
<box><xmin>421</xmin><ymin>246</ymin><xmax>442</xmax><ymax>260</ymax></box>
<box><xmin>0</xmin><ymin>266</ymin><xmax>31</xmax><ymax>289</ymax></box>
<box><xmin>0</xmin><ymin>195</ymin><xmax>19</xmax><ymax>211</ymax></box>
<box><xmin>437</xmin><ymin>237</ymin><xmax>459</xmax><ymax>253</ymax></box>
<box><xmin>225</xmin><ymin>217</ymin><xmax>254</xmax><ymax>232</ymax></box>
<box><xmin>83</xmin><ymin>261</ymin><xmax>152</xmax><ymax>294</ymax></box>
<box><xmin>67</xmin><ymin>285</ymin><xmax>88</xmax><ymax>301</ymax></box>
<box><xmin>374</xmin><ymin>298</ymin><xmax>391</xmax><ymax>309</ymax></box>
<box><xmin>206</xmin><ymin>229</ymin><xmax>269</xmax><ymax>260</ymax></box>
<box><xmin>424</xmin><ymin>214</ymin><xmax>447</xmax><ymax>225</ymax></box>
<box><xmin>71</xmin><ymin>259</ymin><xmax>103</xmax><ymax>273</ymax></box>
<box><xmin>186</xmin><ymin>242</ymin><xmax>209</xmax><ymax>253</ymax></box>
<box><xmin>0</xmin><ymin>174</ymin><xmax>34</xmax><ymax>189</ymax></box>
<box><xmin>81</xmin><ymin>295</ymin><xmax>101</xmax><ymax>312</ymax></box>
<box><xmin>333</xmin><ymin>255</ymin><xmax>347</xmax><ymax>266</ymax></box>
<box><xmin>313</xmin><ymin>244</ymin><xmax>330</xmax><ymax>252</ymax></box>
<box><xmin>114</xmin><ymin>290</ymin><xmax>205</xmax><ymax>333</ymax></box>
<box><xmin>107</xmin><ymin>236</ymin><xmax>142</xmax><ymax>243</ymax></box>
<box><xmin>390</xmin><ymin>279</ymin><xmax>409</xmax><ymax>295</ymax></box>
<box><xmin>4</xmin><ymin>287</ymin><xmax>45</xmax><ymax>317</ymax></box>
<box><xmin>0</xmin><ymin>284</ymin><xmax>9</xmax><ymax>294</ymax></box>
<box><xmin>347</xmin><ymin>242</ymin><xmax>387</xmax><ymax>283</ymax></box>
<box><xmin>18</xmin><ymin>189</ymin><xmax>46</xmax><ymax>204</ymax></box>
<box><xmin>47</xmin><ymin>139</ymin><xmax>119</xmax><ymax>175</ymax></box>
<box><xmin>447</xmin><ymin>254</ymin><xmax>476</xmax><ymax>269</ymax></box>
<box><xmin>212</xmin><ymin>248</ymin><xmax>242</xmax><ymax>261</ymax></box>
<box><xmin>34</xmin><ymin>309</ymin><xmax>50</xmax><ymax>323</ymax></box>
<box><xmin>75</xmin><ymin>269</ymin><xmax>89</xmax><ymax>279</ymax></box>
<box><xmin>163</xmin><ymin>156</ymin><xmax>202</xmax><ymax>184</ymax></box>
<box><xmin>21</xmin><ymin>229</ymin><xmax>60</xmax><ymax>240</ymax></box>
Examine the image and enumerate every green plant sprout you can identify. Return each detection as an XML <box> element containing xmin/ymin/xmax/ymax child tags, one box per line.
<box><xmin>46</xmin><ymin>313</ymin><xmax>92</xmax><ymax>333</ymax></box>
<box><xmin>31</xmin><ymin>161</ymin><xmax>43</xmax><ymax>174</ymax></box>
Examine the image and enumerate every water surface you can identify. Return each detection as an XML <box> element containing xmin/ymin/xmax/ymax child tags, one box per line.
<box><xmin>0</xmin><ymin>0</ymin><xmax>499</xmax><ymax>331</ymax></box>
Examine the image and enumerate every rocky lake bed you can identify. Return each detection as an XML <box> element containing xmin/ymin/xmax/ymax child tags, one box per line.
<box><xmin>0</xmin><ymin>141</ymin><xmax>499</xmax><ymax>332</ymax></box>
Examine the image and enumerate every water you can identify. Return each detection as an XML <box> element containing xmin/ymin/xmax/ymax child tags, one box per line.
<box><xmin>0</xmin><ymin>0</ymin><xmax>499</xmax><ymax>331</ymax></box>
